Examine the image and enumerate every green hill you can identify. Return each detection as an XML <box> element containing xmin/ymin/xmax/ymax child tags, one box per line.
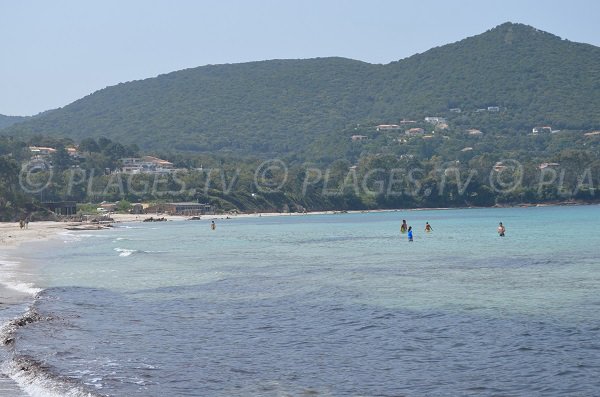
<box><xmin>0</xmin><ymin>114</ymin><xmax>28</xmax><ymax>130</ymax></box>
<box><xmin>3</xmin><ymin>22</ymin><xmax>599</xmax><ymax>159</ymax></box>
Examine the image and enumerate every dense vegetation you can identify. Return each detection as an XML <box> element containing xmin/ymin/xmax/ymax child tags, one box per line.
<box><xmin>0</xmin><ymin>130</ymin><xmax>598</xmax><ymax>221</ymax></box>
<box><xmin>2</xmin><ymin>23</ymin><xmax>599</xmax><ymax>160</ymax></box>
<box><xmin>0</xmin><ymin>114</ymin><xmax>27</xmax><ymax>130</ymax></box>
<box><xmin>1</xmin><ymin>22</ymin><xmax>599</xmax><ymax>219</ymax></box>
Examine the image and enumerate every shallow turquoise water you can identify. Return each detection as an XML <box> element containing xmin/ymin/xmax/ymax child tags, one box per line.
<box><xmin>7</xmin><ymin>206</ymin><xmax>600</xmax><ymax>396</ymax></box>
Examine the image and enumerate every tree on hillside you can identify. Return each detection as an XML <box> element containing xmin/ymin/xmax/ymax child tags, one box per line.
<box><xmin>51</xmin><ymin>146</ymin><xmax>73</xmax><ymax>172</ymax></box>
<box><xmin>79</xmin><ymin>137</ymin><xmax>100</xmax><ymax>153</ymax></box>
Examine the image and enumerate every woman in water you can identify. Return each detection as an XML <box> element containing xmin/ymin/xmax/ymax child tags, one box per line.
<box><xmin>407</xmin><ymin>226</ymin><xmax>413</xmax><ymax>242</ymax></box>
<box><xmin>425</xmin><ymin>222</ymin><xmax>433</xmax><ymax>232</ymax></box>
<box><xmin>400</xmin><ymin>220</ymin><xmax>408</xmax><ymax>234</ymax></box>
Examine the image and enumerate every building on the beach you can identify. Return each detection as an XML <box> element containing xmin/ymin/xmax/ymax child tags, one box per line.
<box><xmin>130</xmin><ymin>203</ymin><xmax>145</xmax><ymax>214</ymax></box>
<box><xmin>145</xmin><ymin>202</ymin><xmax>214</xmax><ymax>216</ymax></box>
<box><xmin>43</xmin><ymin>201</ymin><xmax>77</xmax><ymax>216</ymax></box>
<box><xmin>120</xmin><ymin>156</ymin><xmax>175</xmax><ymax>174</ymax></box>
<box><xmin>98</xmin><ymin>203</ymin><xmax>117</xmax><ymax>212</ymax></box>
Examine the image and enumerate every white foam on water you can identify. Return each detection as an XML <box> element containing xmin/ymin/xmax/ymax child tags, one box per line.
<box><xmin>5</xmin><ymin>281</ymin><xmax>42</xmax><ymax>295</ymax></box>
<box><xmin>0</xmin><ymin>258</ymin><xmax>42</xmax><ymax>295</ymax></box>
<box><xmin>58</xmin><ymin>231</ymin><xmax>83</xmax><ymax>244</ymax></box>
<box><xmin>114</xmin><ymin>248</ymin><xmax>137</xmax><ymax>257</ymax></box>
<box><xmin>2</xmin><ymin>358</ymin><xmax>101</xmax><ymax>397</ymax></box>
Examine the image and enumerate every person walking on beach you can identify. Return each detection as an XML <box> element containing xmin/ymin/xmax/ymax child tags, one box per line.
<box><xmin>400</xmin><ymin>220</ymin><xmax>408</xmax><ymax>234</ymax></box>
<box><xmin>425</xmin><ymin>222</ymin><xmax>433</xmax><ymax>233</ymax></box>
<box><xmin>211</xmin><ymin>221</ymin><xmax>216</xmax><ymax>230</ymax></box>
<box><xmin>498</xmin><ymin>222</ymin><xmax>505</xmax><ymax>237</ymax></box>
<box><xmin>407</xmin><ymin>226</ymin><xmax>413</xmax><ymax>242</ymax></box>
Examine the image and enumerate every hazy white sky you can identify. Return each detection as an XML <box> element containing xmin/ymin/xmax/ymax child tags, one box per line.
<box><xmin>1</xmin><ymin>0</ymin><xmax>599</xmax><ymax>116</ymax></box>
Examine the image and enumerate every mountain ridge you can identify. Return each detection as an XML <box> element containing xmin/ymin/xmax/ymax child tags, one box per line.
<box><xmin>3</xmin><ymin>22</ymin><xmax>599</xmax><ymax>158</ymax></box>
<box><xmin>0</xmin><ymin>114</ymin><xmax>28</xmax><ymax>130</ymax></box>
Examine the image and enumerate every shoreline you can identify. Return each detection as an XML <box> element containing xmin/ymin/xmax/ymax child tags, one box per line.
<box><xmin>0</xmin><ymin>199</ymin><xmax>596</xmax><ymax>241</ymax></box>
<box><xmin>108</xmin><ymin>199</ymin><xmax>599</xmax><ymax>223</ymax></box>
<box><xmin>0</xmin><ymin>224</ymin><xmax>65</xmax><ymax>396</ymax></box>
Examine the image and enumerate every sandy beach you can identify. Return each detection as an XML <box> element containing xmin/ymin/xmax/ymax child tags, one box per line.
<box><xmin>0</xmin><ymin>208</ymin><xmax>434</xmax><ymax>249</ymax></box>
<box><xmin>0</xmin><ymin>221</ymin><xmax>81</xmax><ymax>250</ymax></box>
<box><xmin>0</xmin><ymin>211</ymin><xmax>327</xmax><ymax>249</ymax></box>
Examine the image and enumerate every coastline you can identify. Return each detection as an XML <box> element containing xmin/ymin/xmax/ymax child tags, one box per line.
<box><xmin>108</xmin><ymin>199</ymin><xmax>599</xmax><ymax>223</ymax></box>
<box><xmin>0</xmin><ymin>222</ymin><xmax>68</xmax><ymax>396</ymax></box>
<box><xmin>0</xmin><ymin>221</ymin><xmax>82</xmax><ymax>250</ymax></box>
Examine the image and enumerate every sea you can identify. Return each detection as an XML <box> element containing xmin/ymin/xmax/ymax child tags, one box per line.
<box><xmin>0</xmin><ymin>205</ymin><xmax>599</xmax><ymax>397</ymax></box>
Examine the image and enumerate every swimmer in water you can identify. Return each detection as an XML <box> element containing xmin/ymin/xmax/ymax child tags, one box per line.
<box><xmin>400</xmin><ymin>219</ymin><xmax>408</xmax><ymax>234</ymax></box>
<box><xmin>497</xmin><ymin>222</ymin><xmax>505</xmax><ymax>237</ymax></box>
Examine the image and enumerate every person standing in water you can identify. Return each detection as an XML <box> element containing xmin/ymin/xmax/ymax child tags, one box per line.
<box><xmin>497</xmin><ymin>222</ymin><xmax>505</xmax><ymax>237</ymax></box>
<box><xmin>425</xmin><ymin>222</ymin><xmax>433</xmax><ymax>232</ymax></box>
<box><xmin>211</xmin><ymin>221</ymin><xmax>216</xmax><ymax>230</ymax></box>
<box><xmin>407</xmin><ymin>226</ymin><xmax>413</xmax><ymax>242</ymax></box>
<box><xmin>400</xmin><ymin>220</ymin><xmax>408</xmax><ymax>234</ymax></box>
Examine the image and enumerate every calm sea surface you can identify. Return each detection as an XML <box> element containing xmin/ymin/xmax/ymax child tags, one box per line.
<box><xmin>2</xmin><ymin>206</ymin><xmax>600</xmax><ymax>396</ymax></box>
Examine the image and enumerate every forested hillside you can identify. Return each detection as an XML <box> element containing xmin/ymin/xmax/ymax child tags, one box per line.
<box><xmin>376</xmin><ymin>23</ymin><xmax>600</xmax><ymax>131</ymax></box>
<box><xmin>2</xmin><ymin>22</ymin><xmax>600</xmax><ymax>160</ymax></box>
<box><xmin>0</xmin><ymin>114</ymin><xmax>27</xmax><ymax>129</ymax></box>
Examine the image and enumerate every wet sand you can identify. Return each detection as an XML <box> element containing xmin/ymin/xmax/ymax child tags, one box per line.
<box><xmin>0</xmin><ymin>221</ymin><xmax>81</xmax><ymax>396</ymax></box>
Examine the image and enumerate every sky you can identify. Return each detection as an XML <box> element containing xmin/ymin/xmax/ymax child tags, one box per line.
<box><xmin>1</xmin><ymin>0</ymin><xmax>599</xmax><ymax>116</ymax></box>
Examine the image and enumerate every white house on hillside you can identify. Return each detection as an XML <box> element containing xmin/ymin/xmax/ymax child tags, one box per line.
<box><xmin>424</xmin><ymin>117</ymin><xmax>446</xmax><ymax>124</ymax></box>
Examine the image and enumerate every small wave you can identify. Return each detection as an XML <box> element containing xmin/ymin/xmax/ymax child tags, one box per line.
<box><xmin>5</xmin><ymin>281</ymin><xmax>42</xmax><ymax>295</ymax></box>
<box><xmin>0</xmin><ymin>306</ymin><xmax>45</xmax><ymax>346</ymax></box>
<box><xmin>114</xmin><ymin>248</ymin><xmax>167</xmax><ymax>257</ymax></box>
<box><xmin>60</xmin><ymin>232</ymin><xmax>112</xmax><ymax>244</ymax></box>
<box><xmin>0</xmin><ymin>258</ymin><xmax>20</xmax><ymax>267</ymax></box>
<box><xmin>114</xmin><ymin>248</ymin><xmax>137</xmax><ymax>257</ymax></box>
<box><xmin>0</xmin><ymin>306</ymin><xmax>102</xmax><ymax>397</ymax></box>
<box><xmin>59</xmin><ymin>231</ymin><xmax>81</xmax><ymax>243</ymax></box>
<box><xmin>2</xmin><ymin>355</ymin><xmax>104</xmax><ymax>397</ymax></box>
<box><xmin>112</xmin><ymin>237</ymin><xmax>148</xmax><ymax>243</ymax></box>
<box><xmin>0</xmin><ymin>259</ymin><xmax>43</xmax><ymax>295</ymax></box>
